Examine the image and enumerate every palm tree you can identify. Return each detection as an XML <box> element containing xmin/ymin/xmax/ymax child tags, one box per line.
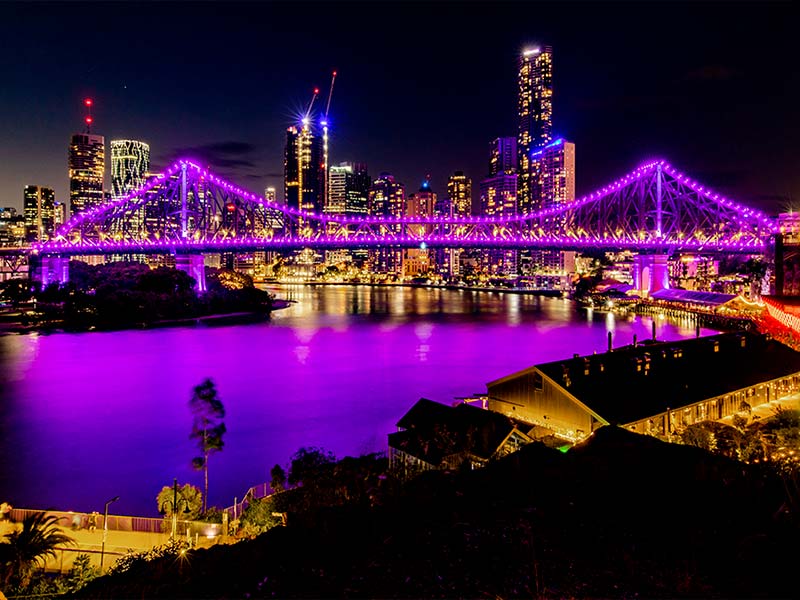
<box><xmin>0</xmin><ymin>512</ymin><xmax>75</xmax><ymax>589</ymax></box>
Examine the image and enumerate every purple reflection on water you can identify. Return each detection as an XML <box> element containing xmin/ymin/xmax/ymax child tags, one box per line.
<box><xmin>0</xmin><ymin>286</ymin><xmax>713</xmax><ymax>516</ymax></box>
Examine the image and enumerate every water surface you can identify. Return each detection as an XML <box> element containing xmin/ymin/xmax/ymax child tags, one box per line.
<box><xmin>0</xmin><ymin>286</ymin><xmax>712</xmax><ymax>515</ymax></box>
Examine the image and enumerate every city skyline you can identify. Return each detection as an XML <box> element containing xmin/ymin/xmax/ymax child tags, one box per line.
<box><xmin>0</xmin><ymin>1</ymin><xmax>796</xmax><ymax>215</ymax></box>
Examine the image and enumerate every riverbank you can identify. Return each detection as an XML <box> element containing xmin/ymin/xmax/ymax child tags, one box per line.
<box><xmin>265</xmin><ymin>280</ymin><xmax>566</xmax><ymax>297</ymax></box>
<box><xmin>580</xmin><ymin>298</ymin><xmax>754</xmax><ymax>331</ymax></box>
<box><xmin>0</xmin><ymin>299</ymin><xmax>295</xmax><ymax>335</ymax></box>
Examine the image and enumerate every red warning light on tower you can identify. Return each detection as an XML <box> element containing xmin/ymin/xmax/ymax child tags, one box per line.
<box><xmin>85</xmin><ymin>116</ymin><xmax>93</xmax><ymax>125</ymax></box>
<box><xmin>84</xmin><ymin>98</ymin><xmax>93</xmax><ymax>107</ymax></box>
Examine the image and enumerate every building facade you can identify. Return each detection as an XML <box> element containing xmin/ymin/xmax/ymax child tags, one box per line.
<box><xmin>69</xmin><ymin>133</ymin><xmax>105</xmax><ymax>216</ymax></box>
<box><xmin>368</xmin><ymin>173</ymin><xmax>405</xmax><ymax>274</ymax></box>
<box><xmin>447</xmin><ymin>171</ymin><xmax>472</xmax><ymax>217</ymax></box>
<box><xmin>110</xmin><ymin>140</ymin><xmax>150</xmax><ymax>199</ymax></box>
<box><xmin>23</xmin><ymin>185</ymin><xmax>55</xmax><ymax>242</ymax></box>
<box><xmin>487</xmin><ymin>332</ymin><xmax>800</xmax><ymax>443</ymax></box>
<box><xmin>517</xmin><ymin>46</ymin><xmax>553</xmax><ymax>215</ymax></box>
<box><xmin>284</xmin><ymin>122</ymin><xmax>324</xmax><ymax>214</ymax></box>
<box><xmin>490</xmin><ymin>137</ymin><xmax>518</xmax><ymax>176</ymax></box>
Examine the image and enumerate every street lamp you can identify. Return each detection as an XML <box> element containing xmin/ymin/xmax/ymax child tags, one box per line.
<box><xmin>100</xmin><ymin>495</ymin><xmax>120</xmax><ymax>571</ymax></box>
<box><xmin>159</xmin><ymin>478</ymin><xmax>190</xmax><ymax>540</ymax></box>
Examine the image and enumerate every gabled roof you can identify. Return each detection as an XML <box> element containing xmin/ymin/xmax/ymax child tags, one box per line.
<box><xmin>390</xmin><ymin>398</ymin><xmax>526</xmax><ymax>465</ymax></box>
<box><xmin>494</xmin><ymin>332</ymin><xmax>800</xmax><ymax>425</ymax></box>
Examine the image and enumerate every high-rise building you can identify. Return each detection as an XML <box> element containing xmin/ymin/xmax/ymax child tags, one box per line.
<box><xmin>110</xmin><ymin>140</ymin><xmax>150</xmax><ymax>198</ymax></box>
<box><xmin>368</xmin><ymin>173</ymin><xmax>405</xmax><ymax>275</ymax></box>
<box><xmin>404</xmin><ymin>178</ymin><xmax>438</xmax><ymax>277</ymax></box>
<box><xmin>490</xmin><ymin>137</ymin><xmax>518</xmax><ymax>176</ymax></box>
<box><xmin>368</xmin><ymin>172</ymin><xmax>405</xmax><ymax>217</ymax></box>
<box><xmin>0</xmin><ymin>207</ymin><xmax>26</xmax><ymax>245</ymax></box>
<box><xmin>264</xmin><ymin>187</ymin><xmax>277</xmax><ymax>202</ymax></box>
<box><xmin>480</xmin><ymin>175</ymin><xmax>518</xmax><ymax>217</ymax></box>
<box><xmin>284</xmin><ymin>121</ymin><xmax>324</xmax><ymax>214</ymax></box>
<box><xmin>517</xmin><ymin>46</ymin><xmax>553</xmax><ymax>214</ymax></box>
<box><xmin>69</xmin><ymin>133</ymin><xmax>105</xmax><ymax>216</ymax></box>
<box><xmin>53</xmin><ymin>201</ymin><xmax>66</xmax><ymax>230</ymax></box>
<box><xmin>344</xmin><ymin>163</ymin><xmax>370</xmax><ymax>216</ymax></box>
<box><xmin>447</xmin><ymin>171</ymin><xmax>472</xmax><ymax>217</ymax></box>
<box><xmin>530</xmin><ymin>138</ymin><xmax>575</xmax><ymax>209</ymax></box>
<box><xmin>327</xmin><ymin>164</ymin><xmax>350</xmax><ymax>215</ymax></box>
<box><xmin>23</xmin><ymin>185</ymin><xmax>55</xmax><ymax>241</ymax></box>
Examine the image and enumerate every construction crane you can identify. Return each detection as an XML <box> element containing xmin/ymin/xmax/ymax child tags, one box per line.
<box><xmin>321</xmin><ymin>71</ymin><xmax>337</xmax><ymax>209</ymax></box>
<box><xmin>303</xmin><ymin>87</ymin><xmax>320</xmax><ymax>125</ymax></box>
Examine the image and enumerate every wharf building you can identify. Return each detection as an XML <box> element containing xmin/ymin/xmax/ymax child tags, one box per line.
<box><xmin>487</xmin><ymin>331</ymin><xmax>800</xmax><ymax>442</ymax></box>
<box><xmin>68</xmin><ymin>133</ymin><xmax>105</xmax><ymax>216</ymax></box>
<box><xmin>23</xmin><ymin>185</ymin><xmax>55</xmax><ymax>242</ymax></box>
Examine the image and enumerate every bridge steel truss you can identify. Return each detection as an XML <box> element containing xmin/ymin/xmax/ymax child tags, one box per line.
<box><xmin>34</xmin><ymin>159</ymin><xmax>777</xmax><ymax>257</ymax></box>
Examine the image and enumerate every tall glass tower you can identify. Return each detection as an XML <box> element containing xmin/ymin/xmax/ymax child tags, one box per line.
<box><xmin>517</xmin><ymin>46</ymin><xmax>553</xmax><ymax>214</ymax></box>
<box><xmin>110</xmin><ymin>140</ymin><xmax>150</xmax><ymax>198</ymax></box>
<box><xmin>68</xmin><ymin>133</ymin><xmax>105</xmax><ymax>216</ymax></box>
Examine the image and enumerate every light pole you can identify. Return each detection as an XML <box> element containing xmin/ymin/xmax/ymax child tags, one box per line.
<box><xmin>100</xmin><ymin>495</ymin><xmax>120</xmax><ymax>571</ymax></box>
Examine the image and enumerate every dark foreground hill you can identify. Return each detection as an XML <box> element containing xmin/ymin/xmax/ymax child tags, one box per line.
<box><xmin>71</xmin><ymin>427</ymin><xmax>798</xmax><ymax>598</ymax></box>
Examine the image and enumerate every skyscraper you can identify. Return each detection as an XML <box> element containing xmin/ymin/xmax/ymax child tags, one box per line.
<box><xmin>368</xmin><ymin>173</ymin><xmax>405</xmax><ymax>274</ymax></box>
<box><xmin>110</xmin><ymin>140</ymin><xmax>150</xmax><ymax>198</ymax></box>
<box><xmin>489</xmin><ymin>137</ymin><xmax>518</xmax><ymax>176</ymax></box>
<box><xmin>284</xmin><ymin>121</ymin><xmax>324</xmax><ymax>214</ymax></box>
<box><xmin>368</xmin><ymin>173</ymin><xmax>405</xmax><ymax>217</ymax></box>
<box><xmin>530</xmin><ymin>138</ymin><xmax>575</xmax><ymax>209</ymax></box>
<box><xmin>327</xmin><ymin>164</ymin><xmax>350</xmax><ymax>215</ymax></box>
<box><xmin>69</xmin><ymin>133</ymin><xmax>105</xmax><ymax>216</ymax></box>
<box><xmin>344</xmin><ymin>163</ymin><xmax>370</xmax><ymax>216</ymax></box>
<box><xmin>517</xmin><ymin>46</ymin><xmax>553</xmax><ymax>214</ymax></box>
<box><xmin>23</xmin><ymin>185</ymin><xmax>55</xmax><ymax>241</ymax></box>
<box><xmin>447</xmin><ymin>171</ymin><xmax>472</xmax><ymax>216</ymax></box>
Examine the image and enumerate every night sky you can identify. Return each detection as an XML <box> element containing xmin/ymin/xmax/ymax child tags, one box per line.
<box><xmin>0</xmin><ymin>0</ymin><xmax>796</xmax><ymax>214</ymax></box>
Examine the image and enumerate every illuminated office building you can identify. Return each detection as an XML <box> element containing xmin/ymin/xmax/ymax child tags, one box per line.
<box><xmin>368</xmin><ymin>172</ymin><xmax>405</xmax><ymax>217</ymax></box>
<box><xmin>23</xmin><ymin>185</ymin><xmax>55</xmax><ymax>241</ymax></box>
<box><xmin>69</xmin><ymin>133</ymin><xmax>105</xmax><ymax>216</ymax></box>
<box><xmin>405</xmin><ymin>178</ymin><xmax>437</xmax><ymax>278</ymax></box>
<box><xmin>531</xmin><ymin>138</ymin><xmax>575</xmax><ymax>209</ymax></box>
<box><xmin>490</xmin><ymin>137</ymin><xmax>518</xmax><ymax>176</ymax></box>
<box><xmin>447</xmin><ymin>171</ymin><xmax>472</xmax><ymax>216</ymax></box>
<box><xmin>344</xmin><ymin>163</ymin><xmax>370</xmax><ymax>216</ymax></box>
<box><xmin>368</xmin><ymin>173</ymin><xmax>405</xmax><ymax>274</ymax></box>
<box><xmin>284</xmin><ymin>121</ymin><xmax>324</xmax><ymax>214</ymax></box>
<box><xmin>530</xmin><ymin>138</ymin><xmax>576</xmax><ymax>277</ymax></box>
<box><xmin>327</xmin><ymin>164</ymin><xmax>349</xmax><ymax>215</ymax></box>
<box><xmin>517</xmin><ymin>46</ymin><xmax>553</xmax><ymax>214</ymax></box>
<box><xmin>110</xmin><ymin>140</ymin><xmax>150</xmax><ymax>198</ymax></box>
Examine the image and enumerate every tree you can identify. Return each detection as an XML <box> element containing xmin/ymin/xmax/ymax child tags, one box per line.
<box><xmin>189</xmin><ymin>379</ymin><xmax>226</xmax><ymax>512</ymax></box>
<box><xmin>270</xmin><ymin>464</ymin><xmax>287</xmax><ymax>492</ymax></box>
<box><xmin>0</xmin><ymin>512</ymin><xmax>75</xmax><ymax>590</ymax></box>
<box><xmin>156</xmin><ymin>482</ymin><xmax>203</xmax><ymax>522</ymax></box>
<box><xmin>288</xmin><ymin>446</ymin><xmax>336</xmax><ymax>487</ymax></box>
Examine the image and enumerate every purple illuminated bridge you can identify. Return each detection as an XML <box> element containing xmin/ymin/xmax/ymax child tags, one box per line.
<box><xmin>29</xmin><ymin>158</ymin><xmax>775</xmax><ymax>290</ymax></box>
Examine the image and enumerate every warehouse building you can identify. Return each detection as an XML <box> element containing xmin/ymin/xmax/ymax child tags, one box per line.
<box><xmin>487</xmin><ymin>332</ymin><xmax>800</xmax><ymax>442</ymax></box>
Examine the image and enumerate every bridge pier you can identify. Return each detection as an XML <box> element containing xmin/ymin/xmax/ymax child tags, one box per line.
<box><xmin>633</xmin><ymin>254</ymin><xmax>669</xmax><ymax>296</ymax></box>
<box><xmin>175</xmin><ymin>254</ymin><xmax>206</xmax><ymax>292</ymax></box>
<box><xmin>30</xmin><ymin>255</ymin><xmax>70</xmax><ymax>288</ymax></box>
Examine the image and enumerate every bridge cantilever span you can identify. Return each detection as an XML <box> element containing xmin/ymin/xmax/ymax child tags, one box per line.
<box><xmin>27</xmin><ymin>158</ymin><xmax>777</xmax><ymax>288</ymax></box>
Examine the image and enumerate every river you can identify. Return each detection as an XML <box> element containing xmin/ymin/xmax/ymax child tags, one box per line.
<box><xmin>0</xmin><ymin>285</ymin><xmax>715</xmax><ymax>516</ymax></box>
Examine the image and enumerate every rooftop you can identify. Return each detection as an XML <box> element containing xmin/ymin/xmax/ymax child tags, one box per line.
<box><xmin>490</xmin><ymin>332</ymin><xmax>800</xmax><ymax>425</ymax></box>
<box><xmin>390</xmin><ymin>398</ymin><xmax>525</xmax><ymax>465</ymax></box>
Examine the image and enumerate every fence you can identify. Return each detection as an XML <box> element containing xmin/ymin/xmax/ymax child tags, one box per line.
<box><xmin>224</xmin><ymin>482</ymin><xmax>273</xmax><ymax>520</ymax></box>
<box><xmin>6</xmin><ymin>508</ymin><xmax>221</xmax><ymax>538</ymax></box>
